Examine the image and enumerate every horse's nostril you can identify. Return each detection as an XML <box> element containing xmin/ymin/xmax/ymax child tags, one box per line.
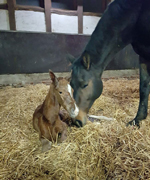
<box><xmin>74</xmin><ymin>119</ymin><xmax>83</xmax><ymax>128</ymax></box>
<box><xmin>71</xmin><ymin>108</ymin><xmax>76</xmax><ymax>114</ymax></box>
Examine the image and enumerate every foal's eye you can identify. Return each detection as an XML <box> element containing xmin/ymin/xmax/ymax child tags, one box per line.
<box><xmin>59</xmin><ymin>92</ymin><xmax>62</xmax><ymax>94</ymax></box>
<box><xmin>82</xmin><ymin>84</ymin><xmax>88</xmax><ymax>89</ymax></box>
<box><xmin>58</xmin><ymin>133</ymin><xmax>61</xmax><ymax>138</ymax></box>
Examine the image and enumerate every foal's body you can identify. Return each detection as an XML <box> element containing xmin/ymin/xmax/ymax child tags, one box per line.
<box><xmin>33</xmin><ymin>71</ymin><xmax>79</xmax><ymax>152</ymax></box>
<box><xmin>70</xmin><ymin>0</ymin><xmax>150</xmax><ymax>127</ymax></box>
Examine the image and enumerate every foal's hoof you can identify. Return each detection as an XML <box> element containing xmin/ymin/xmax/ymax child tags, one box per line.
<box><xmin>126</xmin><ymin>119</ymin><xmax>140</xmax><ymax>128</ymax></box>
<box><xmin>73</xmin><ymin>119</ymin><xmax>83</xmax><ymax>128</ymax></box>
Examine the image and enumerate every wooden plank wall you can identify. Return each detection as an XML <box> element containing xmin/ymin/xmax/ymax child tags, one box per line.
<box><xmin>0</xmin><ymin>31</ymin><xmax>139</xmax><ymax>74</ymax></box>
<box><xmin>1</xmin><ymin>0</ymin><xmax>110</xmax><ymax>33</ymax></box>
<box><xmin>7</xmin><ymin>0</ymin><xmax>16</xmax><ymax>30</ymax></box>
<box><xmin>44</xmin><ymin>0</ymin><xmax>51</xmax><ymax>32</ymax></box>
<box><xmin>77</xmin><ymin>0</ymin><xmax>83</xmax><ymax>34</ymax></box>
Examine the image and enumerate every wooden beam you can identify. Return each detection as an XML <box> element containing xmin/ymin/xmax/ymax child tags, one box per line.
<box><xmin>14</xmin><ymin>6</ymin><xmax>101</xmax><ymax>17</ymax></box>
<box><xmin>15</xmin><ymin>5</ymin><xmax>44</xmax><ymax>12</ymax></box>
<box><xmin>44</xmin><ymin>0</ymin><xmax>51</xmax><ymax>32</ymax></box>
<box><xmin>51</xmin><ymin>10</ymin><xmax>101</xmax><ymax>17</ymax></box>
<box><xmin>77</xmin><ymin>0</ymin><xmax>83</xmax><ymax>34</ymax></box>
<box><xmin>14</xmin><ymin>5</ymin><xmax>102</xmax><ymax>17</ymax></box>
<box><xmin>51</xmin><ymin>8</ymin><xmax>77</xmax><ymax>16</ymax></box>
<box><xmin>84</xmin><ymin>12</ymin><xmax>102</xmax><ymax>17</ymax></box>
<box><xmin>7</xmin><ymin>0</ymin><xmax>16</xmax><ymax>31</ymax></box>
<box><xmin>0</xmin><ymin>3</ymin><xmax>8</xmax><ymax>10</ymax></box>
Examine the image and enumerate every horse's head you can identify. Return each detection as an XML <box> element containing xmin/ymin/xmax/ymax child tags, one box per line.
<box><xmin>49</xmin><ymin>70</ymin><xmax>79</xmax><ymax>119</ymax></box>
<box><xmin>69</xmin><ymin>53</ymin><xmax>103</xmax><ymax>127</ymax></box>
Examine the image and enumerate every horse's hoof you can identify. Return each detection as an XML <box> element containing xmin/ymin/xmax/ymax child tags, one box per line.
<box><xmin>126</xmin><ymin>119</ymin><xmax>140</xmax><ymax>128</ymax></box>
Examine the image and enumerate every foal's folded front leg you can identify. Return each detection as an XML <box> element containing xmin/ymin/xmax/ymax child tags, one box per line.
<box><xmin>41</xmin><ymin>138</ymin><xmax>52</xmax><ymax>152</ymax></box>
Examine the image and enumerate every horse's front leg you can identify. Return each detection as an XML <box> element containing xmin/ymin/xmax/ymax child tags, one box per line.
<box><xmin>127</xmin><ymin>56</ymin><xmax>150</xmax><ymax>127</ymax></box>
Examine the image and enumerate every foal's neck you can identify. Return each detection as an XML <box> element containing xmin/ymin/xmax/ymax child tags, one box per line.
<box><xmin>42</xmin><ymin>84</ymin><xmax>61</xmax><ymax>123</ymax></box>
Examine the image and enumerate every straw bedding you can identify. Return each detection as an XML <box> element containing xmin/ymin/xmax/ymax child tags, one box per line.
<box><xmin>0</xmin><ymin>78</ymin><xmax>150</xmax><ymax>180</ymax></box>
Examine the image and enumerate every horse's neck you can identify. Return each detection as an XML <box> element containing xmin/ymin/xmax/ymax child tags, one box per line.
<box><xmin>84</xmin><ymin>0</ymin><xmax>142</xmax><ymax>73</ymax></box>
<box><xmin>42</xmin><ymin>84</ymin><xmax>60</xmax><ymax>123</ymax></box>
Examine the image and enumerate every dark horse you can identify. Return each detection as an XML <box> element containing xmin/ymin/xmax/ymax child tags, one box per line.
<box><xmin>69</xmin><ymin>0</ymin><xmax>150</xmax><ymax>128</ymax></box>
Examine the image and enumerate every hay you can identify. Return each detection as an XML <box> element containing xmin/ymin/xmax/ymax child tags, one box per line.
<box><xmin>0</xmin><ymin>78</ymin><xmax>150</xmax><ymax>180</ymax></box>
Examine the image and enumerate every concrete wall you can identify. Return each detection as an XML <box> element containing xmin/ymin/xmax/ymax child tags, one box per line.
<box><xmin>0</xmin><ymin>10</ymin><xmax>9</xmax><ymax>30</ymax></box>
<box><xmin>0</xmin><ymin>1</ymin><xmax>100</xmax><ymax>35</ymax></box>
<box><xmin>15</xmin><ymin>11</ymin><xmax>46</xmax><ymax>32</ymax></box>
<box><xmin>0</xmin><ymin>31</ymin><xmax>139</xmax><ymax>74</ymax></box>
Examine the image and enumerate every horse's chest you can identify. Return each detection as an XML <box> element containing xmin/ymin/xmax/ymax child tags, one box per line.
<box><xmin>132</xmin><ymin>3</ymin><xmax>150</xmax><ymax>59</ymax></box>
<box><xmin>135</xmin><ymin>1</ymin><xmax>150</xmax><ymax>41</ymax></box>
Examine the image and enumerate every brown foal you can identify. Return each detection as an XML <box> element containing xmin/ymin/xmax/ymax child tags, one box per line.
<box><xmin>33</xmin><ymin>70</ymin><xmax>79</xmax><ymax>152</ymax></box>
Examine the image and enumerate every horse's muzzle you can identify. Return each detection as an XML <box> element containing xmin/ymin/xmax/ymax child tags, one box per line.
<box><xmin>73</xmin><ymin>119</ymin><xmax>83</xmax><ymax>127</ymax></box>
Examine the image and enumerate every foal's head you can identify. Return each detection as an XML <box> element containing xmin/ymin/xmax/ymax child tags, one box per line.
<box><xmin>49</xmin><ymin>70</ymin><xmax>79</xmax><ymax>119</ymax></box>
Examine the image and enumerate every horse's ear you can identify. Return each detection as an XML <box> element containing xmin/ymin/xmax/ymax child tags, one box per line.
<box><xmin>66</xmin><ymin>54</ymin><xmax>76</xmax><ymax>64</ymax></box>
<box><xmin>82</xmin><ymin>53</ymin><xmax>91</xmax><ymax>70</ymax></box>
<box><xmin>49</xmin><ymin>70</ymin><xmax>58</xmax><ymax>87</ymax></box>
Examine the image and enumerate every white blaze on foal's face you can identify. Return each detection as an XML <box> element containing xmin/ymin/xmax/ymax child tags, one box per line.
<box><xmin>57</xmin><ymin>78</ymin><xmax>79</xmax><ymax>118</ymax></box>
<box><xmin>67</xmin><ymin>84</ymin><xmax>79</xmax><ymax>118</ymax></box>
<box><xmin>67</xmin><ymin>84</ymin><xmax>73</xmax><ymax>98</ymax></box>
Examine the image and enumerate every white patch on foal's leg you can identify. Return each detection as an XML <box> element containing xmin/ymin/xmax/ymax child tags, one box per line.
<box><xmin>67</xmin><ymin>84</ymin><xmax>79</xmax><ymax>118</ymax></box>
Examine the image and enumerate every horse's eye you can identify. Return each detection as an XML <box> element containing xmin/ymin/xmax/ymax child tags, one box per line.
<box><xmin>59</xmin><ymin>92</ymin><xmax>62</xmax><ymax>94</ymax></box>
<box><xmin>83</xmin><ymin>84</ymin><xmax>88</xmax><ymax>89</ymax></box>
<box><xmin>58</xmin><ymin>132</ymin><xmax>61</xmax><ymax>138</ymax></box>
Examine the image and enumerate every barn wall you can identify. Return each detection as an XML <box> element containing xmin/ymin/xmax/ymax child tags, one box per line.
<box><xmin>0</xmin><ymin>31</ymin><xmax>139</xmax><ymax>74</ymax></box>
<box><xmin>0</xmin><ymin>1</ymin><xmax>9</xmax><ymax>30</ymax></box>
<box><xmin>15</xmin><ymin>11</ymin><xmax>46</xmax><ymax>32</ymax></box>
<box><xmin>0</xmin><ymin>0</ymin><xmax>6</xmax><ymax>3</ymax></box>
<box><xmin>0</xmin><ymin>10</ymin><xmax>9</xmax><ymax>30</ymax></box>
<box><xmin>0</xmin><ymin>1</ymin><xmax>100</xmax><ymax>35</ymax></box>
<box><xmin>0</xmin><ymin>1</ymin><xmax>139</xmax><ymax>75</ymax></box>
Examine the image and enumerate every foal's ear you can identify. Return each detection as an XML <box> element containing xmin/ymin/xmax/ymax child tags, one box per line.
<box><xmin>49</xmin><ymin>70</ymin><xmax>58</xmax><ymax>87</ymax></box>
<box><xmin>65</xmin><ymin>76</ymin><xmax>71</xmax><ymax>82</ymax></box>
<box><xmin>82</xmin><ymin>53</ymin><xmax>91</xmax><ymax>70</ymax></box>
